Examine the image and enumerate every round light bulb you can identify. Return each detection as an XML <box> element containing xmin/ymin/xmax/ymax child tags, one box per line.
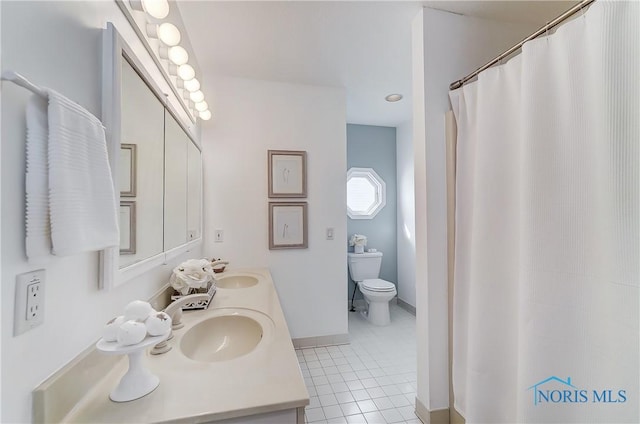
<box><xmin>142</xmin><ymin>0</ymin><xmax>169</xmax><ymax>19</ymax></box>
<box><xmin>177</xmin><ymin>64</ymin><xmax>195</xmax><ymax>81</ymax></box>
<box><xmin>199</xmin><ymin>110</ymin><xmax>212</xmax><ymax>121</ymax></box>
<box><xmin>157</xmin><ymin>23</ymin><xmax>181</xmax><ymax>46</ymax></box>
<box><xmin>190</xmin><ymin>90</ymin><xmax>204</xmax><ymax>103</ymax></box>
<box><xmin>183</xmin><ymin>78</ymin><xmax>200</xmax><ymax>92</ymax></box>
<box><xmin>168</xmin><ymin>46</ymin><xmax>189</xmax><ymax>65</ymax></box>
<box><xmin>195</xmin><ymin>101</ymin><xmax>208</xmax><ymax>112</ymax></box>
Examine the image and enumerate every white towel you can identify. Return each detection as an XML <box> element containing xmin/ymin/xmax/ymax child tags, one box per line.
<box><xmin>25</xmin><ymin>95</ymin><xmax>52</xmax><ymax>258</ymax></box>
<box><xmin>25</xmin><ymin>90</ymin><xmax>119</xmax><ymax>258</ymax></box>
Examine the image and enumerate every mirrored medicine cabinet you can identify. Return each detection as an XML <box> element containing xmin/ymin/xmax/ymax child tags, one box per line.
<box><xmin>100</xmin><ymin>23</ymin><xmax>203</xmax><ymax>290</ymax></box>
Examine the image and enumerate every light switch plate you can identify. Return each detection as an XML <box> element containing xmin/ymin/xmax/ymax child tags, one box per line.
<box><xmin>214</xmin><ymin>229</ymin><xmax>224</xmax><ymax>242</ymax></box>
<box><xmin>326</xmin><ymin>227</ymin><xmax>335</xmax><ymax>240</ymax></box>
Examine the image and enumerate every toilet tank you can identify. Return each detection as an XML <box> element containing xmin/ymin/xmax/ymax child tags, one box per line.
<box><xmin>347</xmin><ymin>252</ymin><xmax>383</xmax><ymax>281</ymax></box>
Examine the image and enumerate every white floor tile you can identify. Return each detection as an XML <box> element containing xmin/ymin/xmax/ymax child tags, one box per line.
<box><xmin>361</xmin><ymin>378</ymin><xmax>379</xmax><ymax>389</ymax></box>
<box><xmin>396</xmin><ymin>405</ymin><xmax>417</xmax><ymax>420</ymax></box>
<box><xmin>372</xmin><ymin>397</ymin><xmax>394</xmax><ymax>411</ymax></box>
<box><xmin>362</xmin><ymin>411</ymin><xmax>386</xmax><ymax>424</ymax></box>
<box><xmin>356</xmin><ymin>399</ymin><xmax>378</xmax><ymax>413</ymax></box>
<box><xmin>341</xmin><ymin>372</ymin><xmax>359</xmax><ymax>381</ymax></box>
<box><xmin>345</xmin><ymin>413</ymin><xmax>367</xmax><ymax>424</ymax></box>
<box><xmin>355</xmin><ymin>370</ymin><xmax>373</xmax><ymax>379</ymax></box>
<box><xmin>307</xmin><ymin>360</ymin><xmax>322</xmax><ymax>369</ymax></box>
<box><xmin>381</xmin><ymin>385</ymin><xmax>401</xmax><ymax>396</ymax></box>
<box><xmin>316</xmin><ymin>384</ymin><xmax>334</xmax><ymax>396</ymax></box>
<box><xmin>335</xmin><ymin>391</ymin><xmax>355</xmax><ymax>404</ymax></box>
<box><xmin>380</xmin><ymin>408</ymin><xmax>404</xmax><ymax>423</ymax></box>
<box><xmin>319</xmin><ymin>393</ymin><xmax>339</xmax><ymax>407</ymax></box>
<box><xmin>331</xmin><ymin>382</ymin><xmax>350</xmax><ymax>393</ymax></box>
<box><xmin>369</xmin><ymin>368</ymin><xmax>386</xmax><ymax>378</ymax></box>
<box><xmin>313</xmin><ymin>375</ymin><xmax>330</xmax><ymax>386</ymax></box>
<box><xmin>346</xmin><ymin>380</ymin><xmax>365</xmax><ymax>391</ymax></box>
<box><xmin>323</xmin><ymin>404</ymin><xmax>344</xmax><ymax>419</ymax></box>
<box><xmin>309</xmin><ymin>396</ymin><xmax>321</xmax><ymax>408</ymax></box>
<box><xmin>327</xmin><ymin>373</ymin><xmax>345</xmax><ymax>383</ymax></box>
<box><xmin>306</xmin><ymin>407</ymin><xmax>325</xmax><ymax>422</ymax></box>
<box><xmin>300</xmin><ymin>304</ymin><xmax>417</xmax><ymax>424</ymax></box>
<box><xmin>396</xmin><ymin>383</ymin><xmax>414</xmax><ymax>394</ymax></box>
<box><xmin>338</xmin><ymin>364</ymin><xmax>354</xmax><ymax>373</ymax></box>
<box><xmin>375</xmin><ymin>376</ymin><xmax>394</xmax><ymax>387</ymax></box>
<box><xmin>389</xmin><ymin>394</ymin><xmax>411</xmax><ymax>408</ymax></box>
<box><xmin>325</xmin><ymin>366</ymin><xmax>341</xmax><ymax>375</ymax></box>
<box><xmin>310</xmin><ymin>368</ymin><xmax>326</xmax><ymax>377</ymax></box>
<box><xmin>351</xmin><ymin>389</ymin><xmax>371</xmax><ymax>401</ymax></box>
<box><xmin>320</xmin><ymin>358</ymin><xmax>336</xmax><ymax>367</ymax></box>
<box><xmin>340</xmin><ymin>401</ymin><xmax>362</xmax><ymax>416</ymax></box>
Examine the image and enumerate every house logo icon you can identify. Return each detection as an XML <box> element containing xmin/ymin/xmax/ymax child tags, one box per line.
<box><xmin>527</xmin><ymin>376</ymin><xmax>577</xmax><ymax>406</ymax></box>
<box><xmin>527</xmin><ymin>376</ymin><xmax>627</xmax><ymax>405</ymax></box>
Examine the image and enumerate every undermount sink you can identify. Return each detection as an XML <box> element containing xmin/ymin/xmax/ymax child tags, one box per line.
<box><xmin>180</xmin><ymin>314</ymin><xmax>264</xmax><ymax>362</ymax></box>
<box><xmin>215</xmin><ymin>275</ymin><xmax>259</xmax><ymax>289</ymax></box>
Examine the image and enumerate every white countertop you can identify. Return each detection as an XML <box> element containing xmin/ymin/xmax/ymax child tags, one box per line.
<box><xmin>66</xmin><ymin>268</ymin><xmax>309</xmax><ymax>423</ymax></box>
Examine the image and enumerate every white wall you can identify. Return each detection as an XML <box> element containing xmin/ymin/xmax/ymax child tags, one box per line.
<box><xmin>412</xmin><ymin>8</ymin><xmax>538</xmax><ymax>413</ymax></box>
<box><xmin>396</xmin><ymin>119</ymin><xmax>415</xmax><ymax>307</ymax></box>
<box><xmin>0</xmin><ymin>3</ymin><xmax>201</xmax><ymax>422</ymax></box>
<box><xmin>201</xmin><ymin>76</ymin><xmax>348</xmax><ymax>339</ymax></box>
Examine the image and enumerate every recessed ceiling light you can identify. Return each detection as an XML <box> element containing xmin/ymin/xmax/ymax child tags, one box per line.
<box><xmin>385</xmin><ymin>94</ymin><xmax>403</xmax><ymax>102</ymax></box>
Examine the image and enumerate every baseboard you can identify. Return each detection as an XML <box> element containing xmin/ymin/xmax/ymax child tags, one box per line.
<box><xmin>292</xmin><ymin>333</ymin><xmax>350</xmax><ymax>349</ymax></box>
<box><xmin>415</xmin><ymin>397</ymin><xmax>450</xmax><ymax>424</ymax></box>
<box><xmin>397</xmin><ymin>298</ymin><xmax>416</xmax><ymax>315</ymax></box>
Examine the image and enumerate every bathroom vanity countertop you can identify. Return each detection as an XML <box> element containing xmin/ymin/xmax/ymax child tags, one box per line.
<box><xmin>65</xmin><ymin>268</ymin><xmax>309</xmax><ymax>423</ymax></box>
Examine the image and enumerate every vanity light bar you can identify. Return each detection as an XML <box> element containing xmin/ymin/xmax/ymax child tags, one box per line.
<box><xmin>130</xmin><ymin>0</ymin><xmax>211</xmax><ymax>121</ymax></box>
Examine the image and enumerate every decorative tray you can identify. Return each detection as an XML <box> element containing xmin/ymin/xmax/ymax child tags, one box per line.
<box><xmin>170</xmin><ymin>282</ymin><xmax>216</xmax><ymax>310</ymax></box>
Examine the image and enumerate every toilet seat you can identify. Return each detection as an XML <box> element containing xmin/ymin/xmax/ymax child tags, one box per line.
<box><xmin>361</xmin><ymin>278</ymin><xmax>395</xmax><ymax>292</ymax></box>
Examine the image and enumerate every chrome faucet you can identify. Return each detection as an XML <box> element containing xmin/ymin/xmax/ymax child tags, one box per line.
<box><xmin>164</xmin><ymin>293</ymin><xmax>210</xmax><ymax>330</ymax></box>
<box><xmin>151</xmin><ymin>293</ymin><xmax>210</xmax><ymax>355</ymax></box>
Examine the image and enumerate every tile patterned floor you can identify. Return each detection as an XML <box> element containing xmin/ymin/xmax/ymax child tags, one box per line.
<box><xmin>297</xmin><ymin>303</ymin><xmax>421</xmax><ymax>424</ymax></box>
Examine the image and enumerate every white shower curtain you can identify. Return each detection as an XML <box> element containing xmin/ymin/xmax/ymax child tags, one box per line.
<box><xmin>450</xmin><ymin>1</ymin><xmax>639</xmax><ymax>423</ymax></box>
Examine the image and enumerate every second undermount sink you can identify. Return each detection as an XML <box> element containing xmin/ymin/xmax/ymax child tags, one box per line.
<box><xmin>180</xmin><ymin>314</ymin><xmax>264</xmax><ymax>362</ymax></box>
<box><xmin>215</xmin><ymin>275</ymin><xmax>259</xmax><ymax>289</ymax></box>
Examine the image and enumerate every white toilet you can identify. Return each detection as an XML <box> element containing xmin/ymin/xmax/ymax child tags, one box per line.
<box><xmin>347</xmin><ymin>252</ymin><xmax>397</xmax><ymax>326</ymax></box>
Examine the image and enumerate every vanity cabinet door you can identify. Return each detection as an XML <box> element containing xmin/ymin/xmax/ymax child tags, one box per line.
<box><xmin>164</xmin><ymin>111</ymin><xmax>189</xmax><ymax>250</ymax></box>
<box><xmin>187</xmin><ymin>140</ymin><xmax>202</xmax><ymax>241</ymax></box>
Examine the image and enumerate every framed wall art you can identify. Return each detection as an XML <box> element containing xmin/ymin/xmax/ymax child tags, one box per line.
<box><xmin>269</xmin><ymin>202</ymin><xmax>308</xmax><ymax>249</ymax></box>
<box><xmin>268</xmin><ymin>150</ymin><xmax>307</xmax><ymax>198</ymax></box>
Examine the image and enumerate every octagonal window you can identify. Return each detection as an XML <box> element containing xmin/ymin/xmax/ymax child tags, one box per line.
<box><xmin>347</xmin><ymin>167</ymin><xmax>386</xmax><ymax>219</ymax></box>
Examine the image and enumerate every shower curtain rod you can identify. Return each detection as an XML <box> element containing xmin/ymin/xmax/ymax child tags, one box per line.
<box><xmin>449</xmin><ymin>0</ymin><xmax>595</xmax><ymax>90</ymax></box>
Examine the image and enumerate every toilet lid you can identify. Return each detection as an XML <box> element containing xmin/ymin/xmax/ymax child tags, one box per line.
<box><xmin>361</xmin><ymin>279</ymin><xmax>395</xmax><ymax>292</ymax></box>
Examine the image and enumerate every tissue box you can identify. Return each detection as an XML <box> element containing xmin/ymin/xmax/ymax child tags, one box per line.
<box><xmin>170</xmin><ymin>281</ymin><xmax>216</xmax><ymax>310</ymax></box>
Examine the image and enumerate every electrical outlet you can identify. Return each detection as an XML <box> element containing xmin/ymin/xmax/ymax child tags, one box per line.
<box><xmin>14</xmin><ymin>270</ymin><xmax>45</xmax><ymax>335</ymax></box>
<box><xmin>26</xmin><ymin>282</ymin><xmax>42</xmax><ymax>321</ymax></box>
<box><xmin>214</xmin><ymin>229</ymin><xmax>224</xmax><ymax>242</ymax></box>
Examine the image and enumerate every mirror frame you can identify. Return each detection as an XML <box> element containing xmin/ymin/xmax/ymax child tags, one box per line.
<box><xmin>100</xmin><ymin>23</ymin><xmax>202</xmax><ymax>290</ymax></box>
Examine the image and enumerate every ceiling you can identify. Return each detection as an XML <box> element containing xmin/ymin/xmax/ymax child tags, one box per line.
<box><xmin>178</xmin><ymin>1</ymin><xmax>578</xmax><ymax>127</ymax></box>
